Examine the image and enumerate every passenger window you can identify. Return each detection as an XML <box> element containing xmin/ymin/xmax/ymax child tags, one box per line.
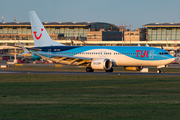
<box><xmin>159</xmin><ymin>52</ymin><xmax>169</xmax><ymax>55</ymax></box>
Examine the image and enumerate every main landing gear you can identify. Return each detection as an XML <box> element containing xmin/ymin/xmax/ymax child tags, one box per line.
<box><xmin>105</xmin><ymin>68</ymin><xmax>113</xmax><ymax>72</ymax></box>
<box><xmin>86</xmin><ymin>67</ymin><xmax>94</xmax><ymax>72</ymax></box>
<box><xmin>86</xmin><ymin>67</ymin><xmax>114</xmax><ymax>72</ymax></box>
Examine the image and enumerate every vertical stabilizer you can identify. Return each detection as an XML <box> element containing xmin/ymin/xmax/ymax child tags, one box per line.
<box><xmin>29</xmin><ymin>11</ymin><xmax>65</xmax><ymax>47</ymax></box>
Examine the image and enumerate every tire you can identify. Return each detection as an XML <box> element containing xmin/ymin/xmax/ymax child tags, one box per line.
<box><xmin>157</xmin><ymin>69</ymin><xmax>161</xmax><ymax>73</ymax></box>
<box><xmin>86</xmin><ymin>67</ymin><xmax>94</xmax><ymax>72</ymax></box>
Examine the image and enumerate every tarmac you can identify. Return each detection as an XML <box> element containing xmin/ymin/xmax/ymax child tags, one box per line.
<box><xmin>0</xmin><ymin>60</ymin><xmax>180</xmax><ymax>76</ymax></box>
<box><xmin>0</xmin><ymin>70</ymin><xmax>180</xmax><ymax>76</ymax></box>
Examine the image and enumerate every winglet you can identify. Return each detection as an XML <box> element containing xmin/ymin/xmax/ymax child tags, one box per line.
<box><xmin>145</xmin><ymin>44</ymin><xmax>149</xmax><ymax>47</ymax></box>
<box><xmin>18</xmin><ymin>41</ymin><xmax>29</xmax><ymax>56</ymax></box>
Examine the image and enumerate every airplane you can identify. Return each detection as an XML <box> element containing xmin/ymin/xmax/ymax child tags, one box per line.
<box><xmin>19</xmin><ymin>11</ymin><xmax>175</xmax><ymax>73</ymax></box>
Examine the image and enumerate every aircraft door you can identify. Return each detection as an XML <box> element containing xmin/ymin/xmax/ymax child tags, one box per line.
<box><xmin>149</xmin><ymin>50</ymin><xmax>154</xmax><ymax>59</ymax></box>
<box><xmin>48</xmin><ymin>49</ymin><xmax>51</xmax><ymax>58</ymax></box>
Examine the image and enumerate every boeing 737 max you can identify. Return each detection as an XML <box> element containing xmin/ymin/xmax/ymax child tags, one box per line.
<box><xmin>19</xmin><ymin>11</ymin><xmax>175</xmax><ymax>73</ymax></box>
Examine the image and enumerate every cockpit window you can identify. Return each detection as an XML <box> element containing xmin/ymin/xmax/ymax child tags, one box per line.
<box><xmin>159</xmin><ymin>52</ymin><xmax>169</xmax><ymax>55</ymax></box>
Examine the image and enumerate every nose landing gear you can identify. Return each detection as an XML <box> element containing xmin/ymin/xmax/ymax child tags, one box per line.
<box><xmin>157</xmin><ymin>69</ymin><xmax>161</xmax><ymax>73</ymax></box>
<box><xmin>156</xmin><ymin>65</ymin><xmax>168</xmax><ymax>73</ymax></box>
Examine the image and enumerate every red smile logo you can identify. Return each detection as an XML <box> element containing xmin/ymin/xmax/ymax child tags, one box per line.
<box><xmin>33</xmin><ymin>28</ymin><xmax>43</xmax><ymax>40</ymax></box>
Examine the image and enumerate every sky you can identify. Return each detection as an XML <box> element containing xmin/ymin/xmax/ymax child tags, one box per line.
<box><xmin>0</xmin><ymin>0</ymin><xmax>180</xmax><ymax>30</ymax></box>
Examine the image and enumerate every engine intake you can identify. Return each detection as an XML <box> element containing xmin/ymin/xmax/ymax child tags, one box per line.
<box><xmin>91</xmin><ymin>58</ymin><xmax>112</xmax><ymax>70</ymax></box>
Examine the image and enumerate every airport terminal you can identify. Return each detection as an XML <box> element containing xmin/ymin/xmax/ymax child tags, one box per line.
<box><xmin>0</xmin><ymin>16</ymin><xmax>180</xmax><ymax>61</ymax></box>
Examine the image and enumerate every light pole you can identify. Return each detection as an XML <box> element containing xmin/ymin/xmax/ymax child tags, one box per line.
<box><xmin>14</xmin><ymin>36</ymin><xmax>17</xmax><ymax>63</ymax></box>
<box><xmin>121</xmin><ymin>20</ymin><xmax>123</xmax><ymax>46</ymax></box>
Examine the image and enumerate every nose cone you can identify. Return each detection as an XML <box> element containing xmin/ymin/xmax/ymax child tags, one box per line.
<box><xmin>171</xmin><ymin>57</ymin><xmax>175</xmax><ymax>62</ymax></box>
<box><xmin>167</xmin><ymin>57</ymin><xmax>175</xmax><ymax>64</ymax></box>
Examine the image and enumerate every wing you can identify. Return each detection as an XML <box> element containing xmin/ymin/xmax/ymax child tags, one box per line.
<box><xmin>31</xmin><ymin>51</ymin><xmax>92</xmax><ymax>66</ymax></box>
<box><xmin>18</xmin><ymin>41</ymin><xmax>92</xmax><ymax>66</ymax></box>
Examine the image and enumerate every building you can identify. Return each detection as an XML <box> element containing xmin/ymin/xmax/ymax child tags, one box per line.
<box><xmin>124</xmin><ymin>28</ymin><xmax>146</xmax><ymax>42</ymax></box>
<box><xmin>0</xmin><ymin>22</ymin><xmax>120</xmax><ymax>48</ymax></box>
<box><xmin>143</xmin><ymin>23</ymin><xmax>180</xmax><ymax>41</ymax></box>
<box><xmin>143</xmin><ymin>23</ymin><xmax>180</xmax><ymax>51</ymax></box>
<box><xmin>87</xmin><ymin>29</ymin><xmax>122</xmax><ymax>41</ymax></box>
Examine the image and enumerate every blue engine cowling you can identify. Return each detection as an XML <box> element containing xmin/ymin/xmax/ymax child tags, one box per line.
<box><xmin>31</xmin><ymin>54</ymin><xmax>41</xmax><ymax>60</ymax></box>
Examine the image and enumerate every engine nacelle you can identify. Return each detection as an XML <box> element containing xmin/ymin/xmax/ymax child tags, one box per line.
<box><xmin>91</xmin><ymin>58</ymin><xmax>112</xmax><ymax>70</ymax></box>
<box><xmin>124</xmin><ymin>66</ymin><xmax>144</xmax><ymax>71</ymax></box>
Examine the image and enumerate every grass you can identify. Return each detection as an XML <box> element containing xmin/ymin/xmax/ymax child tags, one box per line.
<box><xmin>0</xmin><ymin>74</ymin><xmax>180</xmax><ymax>120</ymax></box>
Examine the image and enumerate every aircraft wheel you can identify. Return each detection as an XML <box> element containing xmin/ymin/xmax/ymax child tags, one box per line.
<box><xmin>105</xmin><ymin>68</ymin><xmax>113</xmax><ymax>72</ymax></box>
<box><xmin>86</xmin><ymin>67</ymin><xmax>94</xmax><ymax>72</ymax></box>
<box><xmin>157</xmin><ymin>69</ymin><xmax>161</xmax><ymax>73</ymax></box>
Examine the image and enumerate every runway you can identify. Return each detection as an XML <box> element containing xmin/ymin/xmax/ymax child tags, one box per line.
<box><xmin>0</xmin><ymin>71</ymin><xmax>180</xmax><ymax>76</ymax></box>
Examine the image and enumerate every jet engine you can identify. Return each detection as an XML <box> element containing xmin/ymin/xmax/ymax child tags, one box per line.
<box><xmin>91</xmin><ymin>58</ymin><xmax>112</xmax><ymax>70</ymax></box>
<box><xmin>124</xmin><ymin>66</ymin><xmax>144</xmax><ymax>71</ymax></box>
